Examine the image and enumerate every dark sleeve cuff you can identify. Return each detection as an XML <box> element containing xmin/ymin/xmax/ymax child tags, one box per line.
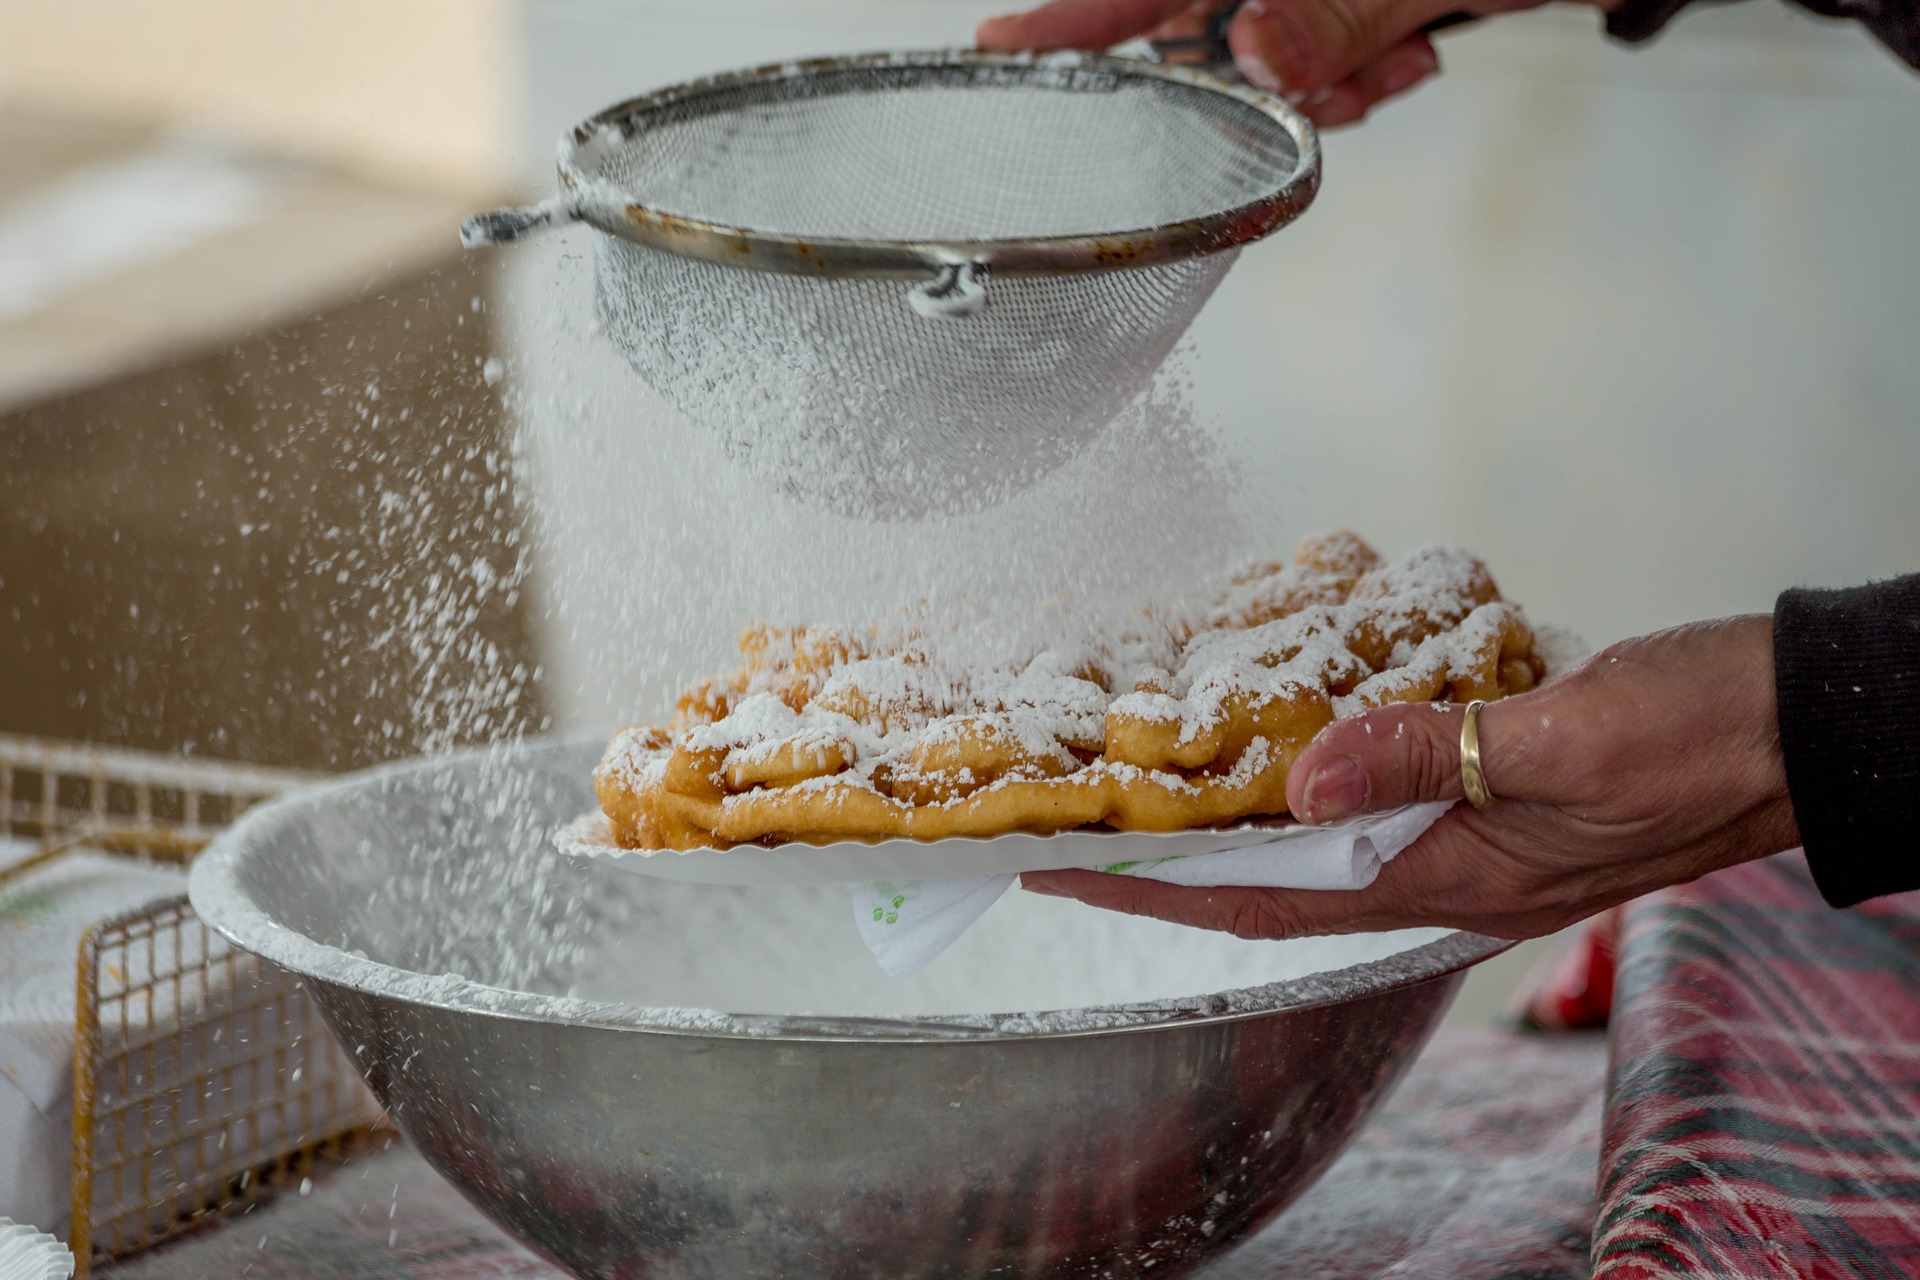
<box><xmin>1774</xmin><ymin>574</ymin><xmax>1920</xmax><ymax>908</ymax></box>
<box><xmin>1606</xmin><ymin>0</ymin><xmax>1920</xmax><ymax>70</ymax></box>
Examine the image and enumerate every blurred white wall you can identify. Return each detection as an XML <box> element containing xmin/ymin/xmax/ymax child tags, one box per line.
<box><xmin>516</xmin><ymin>0</ymin><xmax>1008</xmax><ymax>169</ymax></box>
<box><xmin>509</xmin><ymin>0</ymin><xmax>1920</xmax><ymax>727</ymax></box>
<box><xmin>1194</xmin><ymin>2</ymin><xmax>1920</xmax><ymax>647</ymax></box>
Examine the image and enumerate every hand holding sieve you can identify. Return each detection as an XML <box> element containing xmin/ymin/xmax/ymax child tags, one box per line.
<box><xmin>1149</xmin><ymin>0</ymin><xmax>1480</xmax><ymax>73</ymax></box>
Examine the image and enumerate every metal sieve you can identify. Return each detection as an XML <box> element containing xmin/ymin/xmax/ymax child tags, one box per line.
<box><xmin>465</xmin><ymin>50</ymin><xmax>1319</xmax><ymax>519</ymax></box>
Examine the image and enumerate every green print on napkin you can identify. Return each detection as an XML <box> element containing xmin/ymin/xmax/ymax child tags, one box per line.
<box><xmin>867</xmin><ymin>881</ymin><xmax>922</xmax><ymax>926</ymax></box>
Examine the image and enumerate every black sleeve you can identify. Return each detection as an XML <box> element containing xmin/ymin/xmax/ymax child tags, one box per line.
<box><xmin>1774</xmin><ymin>574</ymin><xmax>1920</xmax><ymax>908</ymax></box>
<box><xmin>1605</xmin><ymin>0</ymin><xmax>1920</xmax><ymax>71</ymax></box>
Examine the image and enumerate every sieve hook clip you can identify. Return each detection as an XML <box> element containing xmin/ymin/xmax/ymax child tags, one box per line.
<box><xmin>907</xmin><ymin>261</ymin><xmax>988</xmax><ymax>319</ymax></box>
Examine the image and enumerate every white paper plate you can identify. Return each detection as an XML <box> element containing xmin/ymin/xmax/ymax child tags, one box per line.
<box><xmin>0</xmin><ymin>1221</ymin><xmax>73</xmax><ymax>1280</ymax></box>
<box><xmin>555</xmin><ymin>808</ymin><xmax>1408</xmax><ymax>886</ymax></box>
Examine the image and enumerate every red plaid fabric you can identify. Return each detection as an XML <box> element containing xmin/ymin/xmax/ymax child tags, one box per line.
<box><xmin>1221</xmin><ymin>1027</ymin><xmax>1603</xmax><ymax>1279</ymax></box>
<box><xmin>1594</xmin><ymin>851</ymin><xmax>1920</xmax><ymax>1278</ymax></box>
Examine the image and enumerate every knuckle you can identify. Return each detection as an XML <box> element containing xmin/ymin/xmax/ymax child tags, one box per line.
<box><xmin>1238</xmin><ymin>3</ymin><xmax>1317</xmax><ymax>84</ymax></box>
<box><xmin>1318</xmin><ymin>0</ymin><xmax>1387</xmax><ymax>63</ymax></box>
<box><xmin>1402</xmin><ymin>712</ymin><xmax>1458</xmax><ymax>800</ymax></box>
<box><xmin>1584</xmin><ymin>636</ymin><xmax>1652</xmax><ymax>686</ymax></box>
<box><xmin>1225</xmin><ymin>893</ymin><xmax>1302</xmax><ymax>940</ymax></box>
<box><xmin>1108</xmin><ymin>882</ymin><xmax>1168</xmax><ymax>920</ymax></box>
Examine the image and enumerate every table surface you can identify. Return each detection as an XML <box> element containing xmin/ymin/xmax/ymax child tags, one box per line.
<box><xmin>103</xmin><ymin>1026</ymin><xmax>1605</xmax><ymax>1280</ymax></box>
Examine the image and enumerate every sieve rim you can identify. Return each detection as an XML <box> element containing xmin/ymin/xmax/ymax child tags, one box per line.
<box><xmin>554</xmin><ymin>49</ymin><xmax>1320</xmax><ymax>279</ymax></box>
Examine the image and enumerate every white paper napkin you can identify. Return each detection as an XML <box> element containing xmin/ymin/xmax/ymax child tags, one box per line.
<box><xmin>853</xmin><ymin>801</ymin><xmax>1454</xmax><ymax>977</ymax></box>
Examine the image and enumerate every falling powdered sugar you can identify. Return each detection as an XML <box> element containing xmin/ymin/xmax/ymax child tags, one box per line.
<box><xmin>498</xmin><ymin>228</ymin><xmax>1263</xmax><ymax>733</ymax></box>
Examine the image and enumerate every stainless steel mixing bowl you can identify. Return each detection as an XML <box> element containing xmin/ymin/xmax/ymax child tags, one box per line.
<box><xmin>188</xmin><ymin>738</ymin><xmax>1508</xmax><ymax>1280</ymax></box>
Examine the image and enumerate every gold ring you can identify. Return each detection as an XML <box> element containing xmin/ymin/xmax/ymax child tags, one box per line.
<box><xmin>1460</xmin><ymin>699</ymin><xmax>1495</xmax><ymax>809</ymax></box>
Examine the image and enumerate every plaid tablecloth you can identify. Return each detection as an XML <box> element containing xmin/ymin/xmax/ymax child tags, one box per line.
<box><xmin>1594</xmin><ymin>852</ymin><xmax>1920</xmax><ymax>1278</ymax></box>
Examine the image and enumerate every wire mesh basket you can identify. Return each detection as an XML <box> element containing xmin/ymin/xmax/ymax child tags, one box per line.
<box><xmin>2</xmin><ymin>735</ymin><xmax>296</xmax><ymax>865</ymax></box>
<box><xmin>0</xmin><ymin>735</ymin><xmax>384</xmax><ymax>1275</ymax></box>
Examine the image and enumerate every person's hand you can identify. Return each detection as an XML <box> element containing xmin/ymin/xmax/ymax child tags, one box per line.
<box><xmin>976</xmin><ymin>0</ymin><xmax>1616</xmax><ymax>127</ymax></box>
<box><xmin>1022</xmin><ymin>616</ymin><xmax>1802</xmax><ymax>939</ymax></box>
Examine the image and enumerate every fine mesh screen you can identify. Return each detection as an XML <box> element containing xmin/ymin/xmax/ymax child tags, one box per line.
<box><xmin>596</xmin><ymin>242</ymin><xmax>1236</xmax><ymax>514</ymax></box>
<box><xmin>566</xmin><ymin>58</ymin><xmax>1308</xmax><ymax>518</ymax></box>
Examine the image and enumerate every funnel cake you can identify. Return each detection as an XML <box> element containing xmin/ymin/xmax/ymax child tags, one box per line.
<box><xmin>595</xmin><ymin>533</ymin><xmax>1546</xmax><ymax>850</ymax></box>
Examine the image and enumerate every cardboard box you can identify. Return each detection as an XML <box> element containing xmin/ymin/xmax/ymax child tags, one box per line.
<box><xmin>0</xmin><ymin>105</ymin><xmax>543</xmax><ymax>770</ymax></box>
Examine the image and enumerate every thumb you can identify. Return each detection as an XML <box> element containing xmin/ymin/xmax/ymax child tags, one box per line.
<box><xmin>1286</xmin><ymin>700</ymin><xmax>1521</xmax><ymax>823</ymax></box>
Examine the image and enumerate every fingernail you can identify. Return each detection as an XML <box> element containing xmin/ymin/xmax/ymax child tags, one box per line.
<box><xmin>1302</xmin><ymin>756</ymin><xmax>1368</xmax><ymax>822</ymax></box>
<box><xmin>1021</xmin><ymin>878</ymin><xmax>1069</xmax><ymax>898</ymax></box>
<box><xmin>1238</xmin><ymin>44</ymin><xmax>1286</xmax><ymax>94</ymax></box>
<box><xmin>1378</xmin><ymin>45</ymin><xmax>1438</xmax><ymax>96</ymax></box>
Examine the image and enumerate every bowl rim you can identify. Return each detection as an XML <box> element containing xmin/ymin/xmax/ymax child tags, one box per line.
<box><xmin>187</xmin><ymin>737</ymin><xmax>1514</xmax><ymax>1044</ymax></box>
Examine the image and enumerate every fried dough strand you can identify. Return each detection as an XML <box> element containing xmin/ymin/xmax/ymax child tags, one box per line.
<box><xmin>595</xmin><ymin>532</ymin><xmax>1547</xmax><ymax>850</ymax></box>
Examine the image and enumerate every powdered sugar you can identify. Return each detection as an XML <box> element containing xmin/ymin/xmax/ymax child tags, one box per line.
<box><xmin>684</xmin><ymin>693</ymin><xmax>806</xmax><ymax>752</ymax></box>
<box><xmin>1335</xmin><ymin>602</ymin><xmax>1528</xmax><ymax>717</ymax></box>
<box><xmin>500</xmin><ymin>223</ymin><xmax>1257</xmax><ymax>740</ymax></box>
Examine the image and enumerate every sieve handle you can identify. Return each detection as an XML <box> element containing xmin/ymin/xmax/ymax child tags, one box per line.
<box><xmin>459</xmin><ymin>197</ymin><xmax>581</xmax><ymax>249</ymax></box>
<box><xmin>1150</xmin><ymin>2</ymin><xmax>1479</xmax><ymax>67</ymax></box>
<box><xmin>907</xmin><ymin>262</ymin><xmax>989</xmax><ymax>319</ymax></box>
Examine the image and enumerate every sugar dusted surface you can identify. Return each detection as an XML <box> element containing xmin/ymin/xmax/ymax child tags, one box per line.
<box><xmin>598</xmin><ymin>536</ymin><xmax>1540</xmax><ymax>843</ymax></box>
